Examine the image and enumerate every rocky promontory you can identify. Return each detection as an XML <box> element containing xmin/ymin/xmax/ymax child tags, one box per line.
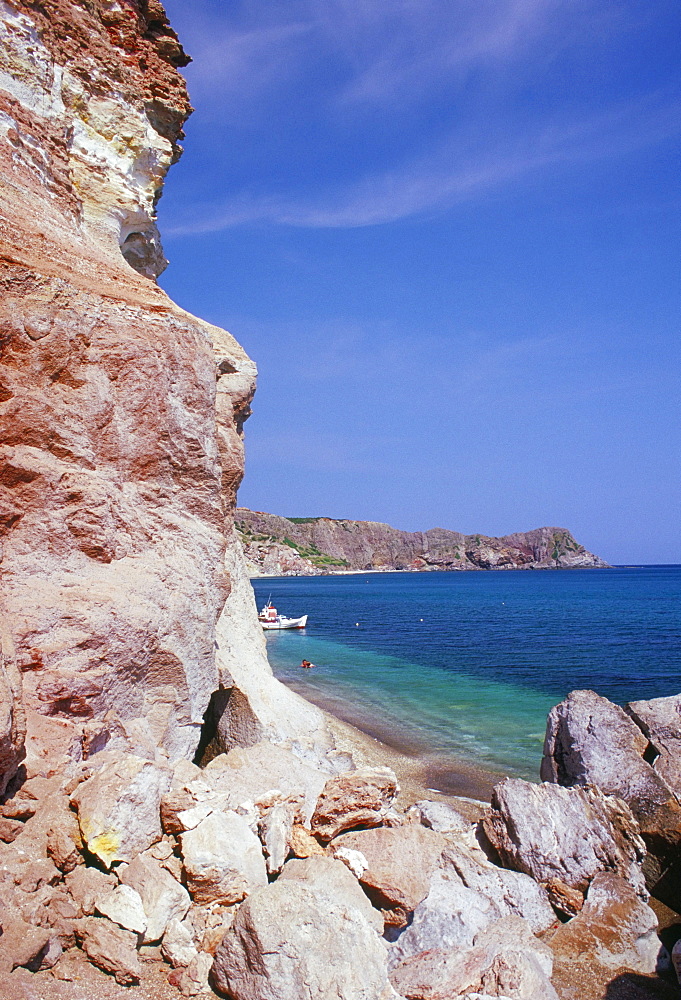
<box><xmin>236</xmin><ymin>508</ymin><xmax>608</xmax><ymax>576</ymax></box>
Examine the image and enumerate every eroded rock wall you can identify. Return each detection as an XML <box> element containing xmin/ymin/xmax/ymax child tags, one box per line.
<box><xmin>0</xmin><ymin>0</ymin><xmax>263</xmax><ymax>766</ymax></box>
<box><xmin>237</xmin><ymin>508</ymin><xmax>608</xmax><ymax>575</ymax></box>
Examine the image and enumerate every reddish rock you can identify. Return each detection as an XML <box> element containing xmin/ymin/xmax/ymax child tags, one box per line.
<box><xmin>0</xmin><ymin>0</ymin><xmax>257</xmax><ymax>762</ymax></box>
<box><xmin>311</xmin><ymin>766</ymin><xmax>399</xmax><ymax>841</ymax></box>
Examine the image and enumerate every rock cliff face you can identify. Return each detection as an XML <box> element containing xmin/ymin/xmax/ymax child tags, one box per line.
<box><xmin>237</xmin><ymin>508</ymin><xmax>608</xmax><ymax>576</ymax></box>
<box><xmin>0</xmin><ymin>0</ymin><xmax>326</xmax><ymax>778</ymax></box>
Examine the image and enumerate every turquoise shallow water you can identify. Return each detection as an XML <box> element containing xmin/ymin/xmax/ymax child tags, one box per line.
<box><xmin>253</xmin><ymin>567</ymin><xmax>681</xmax><ymax>781</ymax></box>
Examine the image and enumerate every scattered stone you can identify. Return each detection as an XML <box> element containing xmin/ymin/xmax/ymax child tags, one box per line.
<box><xmin>180</xmin><ymin>809</ymin><xmax>268</xmax><ymax>904</ymax></box>
<box><xmin>177</xmin><ymin>951</ymin><xmax>213</xmax><ymax>996</ymax></box>
<box><xmin>549</xmin><ymin>871</ymin><xmax>661</xmax><ymax>974</ymax></box>
<box><xmin>212</xmin><ymin>856</ymin><xmax>391</xmax><ymax>1000</ymax></box>
<box><xmin>408</xmin><ymin>799</ymin><xmax>469</xmax><ymax>834</ymax></box>
<box><xmin>544</xmin><ymin>878</ymin><xmax>584</xmax><ymax>917</ymax></box>
<box><xmin>163</xmin><ymin>917</ymin><xmax>199</xmax><ymax>969</ymax></box>
<box><xmin>50</xmin><ymin>947</ymin><xmax>90</xmax><ymax>981</ymax></box>
<box><xmin>330</xmin><ymin>824</ymin><xmax>445</xmax><ymax>928</ymax></box>
<box><xmin>289</xmin><ymin>823</ymin><xmax>325</xmax><ymax>858</ymax></box>
<box><xmin>65</xmin><ymin>866</ymin><xmax>117</xmax><ymax>915</ymax></box>
<box><xmin>311</xmin><ymin>766</ymin><xmax>399</xmax><ymax>841</ymax></box>
<box><xmin>2</xmin><ymin>797</ymin><xmax>36</xmax><ymax>821</ymax></box>
<box><xmin>46</xmin><ymin>811</ymin><xmax>83</xmax><ymax>873</ymax></box>
<box><xmin>0</xmin><ymin>816</ymin><xmax>24</xmax><ymax>842</ymax></box>
<box><xmin>0</xmin><ymin>916</ymin><xmax>51</xmax><ymax>974</ymax></box>
<box><xmin>483</xmin><ymin>778</ymin><xmax>647</xmax><ymax>907</ymax></box>
<box><xmin>258</xmin><ymin>798</ymin><xmax>297</xmax><ymax>875</ymax></box>
<box><xmin>70</xmin><ymin>754</ymin><xmax>171</xmax><ymax>868</ymax></box>
<box><xmin>119</xmin><ymin>853</ymin><xmax>190</xmax><ymax>942</ymax></box>
<box><xmin>95</xmin><ymin>883</ymin><xmax>147</xmax><ymax>935</ymax></box>
<box><xmin>74</xmin><ymin>915</ymin><xmax>142</xmax><ymax>985</ymax></box>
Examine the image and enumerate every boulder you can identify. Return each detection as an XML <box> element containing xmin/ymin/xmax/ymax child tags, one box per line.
<box><xmin>119</xmin><ymin>853</ymin><xmax>191</xmax><ymax>943</ymax></box>
<box><xmin>204</xmin><ymin>742</ymin><xmax>329</xmax><ymax>825</ymax></box>
<box><xmin>627</xmin><ymin>694</ymin><xmax>681</xmax><ymax>791</ymax></box>
<box><xmin>542</xmin><ymin>690</ymin><xmax>681</xmax><ymax>836</ymax></box>
<box><xmin>408</xmin><ymin>800</ymin><xmax>469</xmax><ymax>834</ymax></box>
<box><xmin>258</xmin><ymin>799</ymin><xmax>297</xmax><ymax>875</ymax></box>
<box><xmin>74</xmin><ymin>915</ymin><xmax>142</xmax><ymax>985</ymax></box>
<box><xmin>388</xmin><ymin>868</ymin><xmax>501</xmax><ymax>967</ymax></box>
<box><xmin>212</xmin><ymin>856</ymin><xmax>391</xmax><ymax>1000</ymax></box>
<box><xmin>388</xmin><ymin>833</ymin><xmax>555</xmax><ymax>969</ymax></box>
<box><xmin>390</xmin><ymin>915</ymin><xmax>557</xmax><ymax>1000</ymax></box>
<box><xmin>483</xmin><ymin>778</ymin><xmax>647</xmax><ymax>907</ymax></box>
<box><xmin>549</xmin><ymin>871</ymin><xmax>661</xmax><ymax>974</ymax></box>
<box><xmin>163</xmin><ymin>917</ymin><xmax>199</xmax><ymax>969</ymax></box>
<box><xmin>70</xmin><ymin>754</ymin><xmax>171</xmax><ymax>867</ymax></box>
<box><xmin>329</xmin><ymin>824</ymin><xmax>446</xmax><ymax>928</ymax></box>
<box><xmin>541</xmin><ymin>689</ymin><xmax>681</xmax><ymax>904</ymax></box>
<box><xmin>180</xmin><ymin>809</ymin><xmax>268</xmax><ymax>905</ymax></box>
<box><xmin>311</xmin><ymin>766</ymin><xmax>399</xmax><ymax>841</ymax></box>
<box><xmin>439</xmin><ymin>838</ymin><xmax>556</xmax><ymax>933</ymax></box>
<box><xmin>95</xmin><ymin>883</ymin><xmax>147</xmax><ymax>935</ymax></box>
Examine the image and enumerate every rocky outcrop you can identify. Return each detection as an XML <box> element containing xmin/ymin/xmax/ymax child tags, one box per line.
<box><xmin>541</xmin><ymin>689</ymin><xmax>681</xmax><ymax>906</ymax></box>
<box><xmin>236</xmin><ymin>508</ymin><xmax>608</xmax><ymax>575</ymax></box>
<box><xmin>0</xmin><ymin>0</ymin><xmax>337</xmax><ymax>790</ymax></box>
<box><xmin>482</xmin><ymin>778</ymin><xmax>647</xmax><ymax>910</ymax></box>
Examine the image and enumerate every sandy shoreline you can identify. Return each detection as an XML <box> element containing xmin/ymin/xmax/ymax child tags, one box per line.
<box><xmin>279</xmin><ymin>678</ymin><xmax>508</xmax><ymax>819</ymax></box>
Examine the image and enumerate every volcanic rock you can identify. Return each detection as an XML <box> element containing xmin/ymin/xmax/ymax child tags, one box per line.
<box><xmin>329</xmin><ymin>824</ymin><xmax>446</xmax><ymax>928</ymax></box>
<box><xmin>119</xmin><ymin>853</ymin><xmax>190</xmax><ymax>943</ymax></box>
<box><xmin>483</xmin><ymin>778</ymin><xmax>647</xmax><ymax>906</ymax></box>
<box><xmin>180</xmin><ymin>809</ymin><xmax>268</xmax><ymax>905</ymax></box>
<box><xmin>311</xmin><ymin>766</ymin><xmax>399</xmax><ymax>841</ymax></box>
<box><xmin>627</xmin><ymin>693</ymin><xmax>681</xmax><ymax>791</ymax></box>
<box><xmin>70</xmin><ymin>753</ymin><xmax>171</xmax><ymax>867</ymax></box>
<box><xmin>212</xmin><ymin>857</ymin><xmax>390</xmax><ymax>1000</ymax></box>
<box><xmin>74</xmin><ymin>915</ymin><xmax>142</xmax><ymax>985</ymax></box>
<box><xmin>162</xmin><ymin>917</ymin><xmax>199</xmax><ymax>969</ymax></box>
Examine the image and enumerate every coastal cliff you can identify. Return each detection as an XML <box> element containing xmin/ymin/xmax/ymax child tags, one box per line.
<box><xmin>1</xmin><ymin>6</ymin><xmax>679</xmax><ymax>1000</ymax></box>
<box><xmin>0</xmin><ymin>0</ymin><xmax>327</xmax><ymax>770</ymax></box>
<box><xmin>236</xmin><ymin>508</ymin><xmax>608</xmax><ymax>576</ymax></box>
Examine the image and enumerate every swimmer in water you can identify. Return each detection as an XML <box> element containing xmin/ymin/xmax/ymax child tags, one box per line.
<box><xmin>300</xmin><ymin>659</ymin><xmax>315</xmax><ymax>669</ymax></box>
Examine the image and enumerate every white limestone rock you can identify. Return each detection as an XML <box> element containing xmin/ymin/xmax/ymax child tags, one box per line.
<box><xmin>212</xmin><ymin>856</ymin><xmax>391</xmax><ymax>1000</ymax></box>
<box><xmin>119</xmin><ymin>854</ymin><xmax>190</xmax><ymax>943</ymax></box>
<box><xmin>95</xmin><ymin>883</ymin><xmax>147</xmax><ymax>935</ymax></box>
<box><xmin>180</xmin><ymin>809</ymin><xmax>268</xmax><ymax>905</ymax></box>
<box><xmin>483</xmin><ymin>778</ymin><xmax>647</xmax><ymax>901</ymax></box>
<box><xmin>70</xmin><ymin>754</ymin><xmax>171</xmax><ymax>868</ymax></box>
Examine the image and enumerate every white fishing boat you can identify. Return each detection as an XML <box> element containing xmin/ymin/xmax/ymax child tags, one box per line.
<box><xmin>258</xmin><ymin>600</ymin><xmax>308</xmax><ymax>630</ymax></box>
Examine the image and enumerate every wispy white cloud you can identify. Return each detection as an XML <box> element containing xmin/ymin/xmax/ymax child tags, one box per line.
<box><xmin>166</xmin><ymin>89</ymin><xmax>681</xmax><ymax>234</ymax></box>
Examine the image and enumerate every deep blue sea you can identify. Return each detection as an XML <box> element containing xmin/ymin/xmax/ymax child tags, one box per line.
<box><xmin>253</xmin><ymin>567</ymin><xmax>681</xmax><ymax>783</ymax></box>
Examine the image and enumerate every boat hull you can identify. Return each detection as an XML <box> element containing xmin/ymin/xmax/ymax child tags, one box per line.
<box><xmin>261</xmin><ymin>615</ymin><xmax>308</xmax><ymax>630</ymax></box>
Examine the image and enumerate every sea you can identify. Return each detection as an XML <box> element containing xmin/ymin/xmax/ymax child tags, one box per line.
<box><xmin>253</xmin><ymin>566</ymin><xmax>681</xmax><ymax>784</ymax></box>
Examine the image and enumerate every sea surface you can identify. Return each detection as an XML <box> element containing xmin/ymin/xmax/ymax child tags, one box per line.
<box><xmin>253</xmin><ymin>567</ymin><xmax>681</xmax><ymax>783</ymax></box>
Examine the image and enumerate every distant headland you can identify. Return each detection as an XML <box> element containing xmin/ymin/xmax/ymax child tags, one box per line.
<box><xmin>236</xmin><ymin>508</ymin><xmax>608</xmax><ymax>576</ymax></box>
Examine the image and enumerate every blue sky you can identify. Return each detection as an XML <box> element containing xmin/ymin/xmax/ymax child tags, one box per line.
<box><xmin>159</xmin><ymin>0</ymin><xmax>680</xmax><ymax>564</ymax></box>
